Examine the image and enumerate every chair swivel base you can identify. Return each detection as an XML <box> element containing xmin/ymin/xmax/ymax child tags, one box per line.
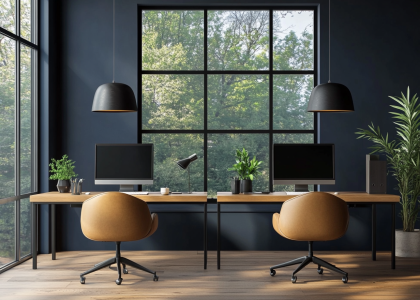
<box><xmin>269</xmin><ymin>242</ymin><xmax>348</xmax><ymax>284</ymax></box>
<box><xmin>80</xmin><ymin>242</ymin><xmax>159</xmax><ymax>285</ymax></box>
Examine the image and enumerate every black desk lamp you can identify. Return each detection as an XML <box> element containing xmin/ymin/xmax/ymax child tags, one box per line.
<box><xmin>176</xmin><ymin>154</ymin><xmax>197</xmax><ymax>194</ymax></box>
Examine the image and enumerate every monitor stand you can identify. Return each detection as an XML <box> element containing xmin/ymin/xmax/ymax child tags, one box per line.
<box><xmin>119</xmin><ymin>185</ymin><xmax>135</xmax><ymax>192</ymax></box>
<box><xmin>294</xmin><ymin>184</ymin><xmax>309</xmax><ymax>192</ymax></box>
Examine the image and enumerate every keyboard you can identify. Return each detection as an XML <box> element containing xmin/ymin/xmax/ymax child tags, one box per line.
<box><xmin>122</xmin><ymin>192</ymin><xmax>149</xmax><ymax>195</ymax></box>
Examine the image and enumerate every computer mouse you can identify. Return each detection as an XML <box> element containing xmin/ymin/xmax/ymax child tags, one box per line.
<box><xmin>334</xmin><ymin>192</ymin><xmax>339</xmax><ymax>195</ymax></box>
<box><xmin>85</xmin><ymin>192</ymin><xmax>90</xmax><ymax>195</ymax></box>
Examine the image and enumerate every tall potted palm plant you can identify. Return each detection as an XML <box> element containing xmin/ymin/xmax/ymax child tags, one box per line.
<box><xmin>356</xmin><ymin>87</ymin><xmax>420</xmax><ymax>257</ymax></box>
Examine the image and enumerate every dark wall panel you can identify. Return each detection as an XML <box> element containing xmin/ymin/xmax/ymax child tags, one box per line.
<box><xmin>50</xmin><ymin>0</ymin><xmax>420</xmax><ymax>252</ymax></box>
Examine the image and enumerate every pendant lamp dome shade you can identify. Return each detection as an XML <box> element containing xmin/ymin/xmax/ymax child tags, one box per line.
<box><xmin>307</xmin><ymin>82</ymin><xmax>354</xmax><ymax>112</ymax></box>
<box><xmin>92</xmin><ymin>83</ymin><xmax>137</xmax><ymax>112</ymax></box>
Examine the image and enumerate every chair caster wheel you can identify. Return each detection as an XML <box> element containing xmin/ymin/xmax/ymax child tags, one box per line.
<box><xmin>291</xmin><ymin>276</ymin><xmax>297</xmax><ymax>283</ymax></box>
<box><xmin>116</xmin><ymin>278</ymin><xmax>123</xmax><ymax>285</ymax></box>
<box><xmin>317</xmin><ymin>268</ymin><xmax>323</xmax><ymax>275</ymax></box>
<box><xmin>153</xmin><ymin>274</ymin><xmax>159</xmax><ymax>282</ymax></box>
<box><xmin>270</xmin><ymin>269</ymin><xmax>276</xmax><ymax>276</ymax></box>
<box><xmin>342</xmin><ymin>276</ymin><xmax>348</xmax><ymax>283</ymax></box>
<box><xmin>123</xmin><ymin>268</ymin><xmax>128</xmax><ymax>274</ymax></box>
<box><xmin>80</xmin><ymin>277</ymin><xmax>85</xmax><ymax>284</ymax></box>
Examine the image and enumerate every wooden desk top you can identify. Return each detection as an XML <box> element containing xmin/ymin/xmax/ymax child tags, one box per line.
<box><xmin>30</xmin><ymin>192</ymin><xmax>208</xmax><ymax>203</ymax></box>
<box><xmin>216</xmin><ymin>192</ymin><xmax>400</xmax><ymax>203</ymax></box>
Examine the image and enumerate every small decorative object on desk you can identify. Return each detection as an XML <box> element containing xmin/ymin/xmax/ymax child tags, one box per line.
<box><xmin>228</xmin><ymin>148</ymin><xmax>262</xmax><ymax>194</ymax></box>
<box><xmin>71</xmin><ymin>178</ymin><xmax>83</xmax><ymax>195</ymax></box>
<box><xmin>231</xmin><ymin>177</ymin><xmax>240</xmax><ymax>194</ymax></box>
<box><xmin>49</xmin><ymin>154</ymin><xmax>78</xmax><ymax>193</ymax></box>
<box><xmin>161</xmin><ymin>187</ymin><xmax>169</xmax><ymax>195</ymax></box>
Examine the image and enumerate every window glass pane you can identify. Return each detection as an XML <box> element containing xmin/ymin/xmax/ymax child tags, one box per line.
<box><xmin>0</xmin><ymin>0</ymin><xmax>15</xmax><ymax>33</ymax></box>
<box><xmin>20</xmin><ymin>198</ymin><xmax>31</xmax><ymax>257</ymax></box>
<box><xmin>142</xmin><ymin>134</ymin><xmax>204</xmax><ymax>193</ymax></box>
<box><xmin>208</xmin><ymin>75</ymin><xmax>269</xmax><ymax>129</ymax></box>
<box><xmin>273</xmin><ymin>11</ymin><xmax>314</xmax><ymax>70</ymax></box>
<box><xmin>273</xmin><ymin>134</ymin><xmax>314</xmax><ymax>192</ymax></box>
<box><xmin>0</xmin><ymin>34</ymin><xmax>16</xmax><ymax>199</ymax></box>
<box><xmin>20</xmin><ymin>0</ymin><xmax>32</xmax><ymax>42</ymax></box>
<box><xmin>273</xmin><ymin>74</ymin><xmax>313</xmax><ymax>130</ymax></box>
<box><xmin>273</xmin><ymin>133</ymin><xmax>313</xmax><ymax>144</ymax></box>
<box><xmin>142</xmin><ymin>75</ymin><xmax>204</xmax><ymax>130</ymax></box>
<box><xmin>208</xmin><ymin>11</ymin><xmax>269</xmax><ymax>70</ymax></box>
<box><xmin>208</xmin><ymin>134</ymin><xmax>269</xmax><ymax>198</ymax></box>
<box><xmin>21</xmin><ymin>45</ymin><xmax>34</xmax><ymax>194</ymax></box>
<box><xmin>0</xmin><ymin>201</ymin><xmax>16</xmax><ymax>267</ymax></box>
<box><xmin>142</xmin><ymin>10</ymin><xmax>204</xmax><ymax>70</ymax></box>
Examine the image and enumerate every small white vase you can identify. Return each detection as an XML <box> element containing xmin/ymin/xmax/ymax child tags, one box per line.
<box><xmin>396</xmin><ymin>229</ymin><xmax>420</xmax><ymax>257</ymax></box>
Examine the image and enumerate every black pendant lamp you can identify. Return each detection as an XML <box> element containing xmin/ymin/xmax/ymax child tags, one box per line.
<box><xmin>92</xmin><ymin>0</ymin><xmax>137</xmax><ymax>112</ymax></box>
<box><xmin>307</xmin><ymin>0</ymin><xmax>354</xmax><ymax>112</ymax></box>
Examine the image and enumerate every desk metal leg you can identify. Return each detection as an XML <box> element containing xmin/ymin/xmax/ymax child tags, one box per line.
<box><xmin>31</xmin><ymin>203</ymin><xmax>37</xmax><ymax>269</ymax></box>
<box><xmin>51</xmin><ymin>204</ymin><xmax>56</xmax><ymax>260</ymax></box>
<box><xmin>217</xmin><ymin>202</ymin><xmax>220</xmax><ymax>270</ymax></box>
<box><xmin>204</xmin><ymin>202</ymin><xmax>207</xmax><ymax>270</ymax></box>
<box><xmin>392</xmin><ymin>203</ymin><xmax>396</xmax><ymax>269</ymax></box>
<box><xmin>372</xmin><ymin>204</ymin><xmax>376</xmax><ymax>261</ymax></box>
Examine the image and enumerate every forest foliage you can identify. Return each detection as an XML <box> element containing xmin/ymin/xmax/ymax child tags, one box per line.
<box><xmin>0</xmin><ymin>0</ymin><xmax>33</xmax><ymax>266</ymax></box>
<box><xmin>141</xmin><ymin>10</ymin><xmax>315</xmax><ymax>196</ymax></box>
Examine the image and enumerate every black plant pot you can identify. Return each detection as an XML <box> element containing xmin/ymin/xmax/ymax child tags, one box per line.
<box><xmin>57</xmin><ymin>180</ymin><xmax>71</xmax><ymax>193</ymax></box>
<box><xmin>231</xmin><ymin>179</ymin><xmax>240</xmax><ymax>194</ymax></box>
<box><xmin>240</xmin><ymin>179</ymin><xmax>252</xmax><ymax>194</ymax></box>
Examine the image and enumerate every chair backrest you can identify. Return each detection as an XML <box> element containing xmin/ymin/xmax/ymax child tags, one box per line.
<box><xmin>81</xmin><ymin>192</ymin><xmax>152</xmax><ymax>242</ymax></box>
<box><xmin>278</xmin><ymin>192</ymin><xmax>349</xmax><ymax>241</ymax></box>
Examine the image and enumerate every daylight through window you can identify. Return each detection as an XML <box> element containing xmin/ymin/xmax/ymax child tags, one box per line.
<box><xmin>140</xmin><ymin>8</ymin><xmax>316</xmax><ymax>197</ymax></box>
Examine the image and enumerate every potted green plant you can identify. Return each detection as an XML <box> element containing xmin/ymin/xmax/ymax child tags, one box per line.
<box><xmin>228</xmin><ymin>148</ymin><xmax>262</xmax><ymax>193</ymax></box>
<box><xmin>49</xmin><ymin>155</ymin><xmax>78</xmax><ymax>193</ymax></box>
<box><xmin>356</xmin><ymin>87</ymin><xmax>420</xmax><ymax>257</ymax></box>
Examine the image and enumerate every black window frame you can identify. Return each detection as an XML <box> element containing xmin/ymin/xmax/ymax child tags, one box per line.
<box><xmin>138</xmin><ymin>5</ymin><xmax>318</xmax><ymax>193</ymax></box>
<box><xmin>0</xmin><ymin>0</ymin><xmax>39</xmax><ymax>273</ymax></box>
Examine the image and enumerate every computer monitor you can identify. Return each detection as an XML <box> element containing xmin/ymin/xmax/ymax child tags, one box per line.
<box><xmin>95</xmin><ymin>144</ymin><xmax>154</xmax><ymax>192</ymax></box>
<box><xmin>273</xmin><ymin>144</ymin><xmax>335</xmax><ymax>192</ymax></box>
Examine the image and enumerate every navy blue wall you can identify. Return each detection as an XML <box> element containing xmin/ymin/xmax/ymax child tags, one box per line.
<box><xmin>41</xmin><ymin>0</ymin><xmax>420</xmax><ymax>253</ymax></box>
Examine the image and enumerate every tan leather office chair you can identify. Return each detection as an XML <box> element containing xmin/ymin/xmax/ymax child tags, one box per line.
<box><xmin>79</xmin><ymin>192</ymin><xmax>159</xmax><ymax>285</ymax></box>
<box><xmin>270</xmin><ymin>192</ymin><xmax>349</xmax><ymax>283</ymax></box>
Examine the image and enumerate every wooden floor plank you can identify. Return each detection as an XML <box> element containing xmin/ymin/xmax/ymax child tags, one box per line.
<box><xmin>0</xmin><ymin>251</ymin><xmax>419</xmax><ymax>300</ymax></box>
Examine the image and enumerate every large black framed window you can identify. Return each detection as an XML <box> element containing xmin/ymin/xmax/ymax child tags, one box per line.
<box><xmin>139</xmin><ymin>7</ymin><xmax>317</xmax><ymax>197</ymax></box>
<box><xmin>0</xmin><ymin>0</ymin><xmax>38</xmax><ymax>272</ymax></box>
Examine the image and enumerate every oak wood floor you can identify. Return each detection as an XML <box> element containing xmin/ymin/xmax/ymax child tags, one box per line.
<box><xmin>0</xmin><ymin>251</ymin><xmax>419</xmax><ymax>300</ymax></box>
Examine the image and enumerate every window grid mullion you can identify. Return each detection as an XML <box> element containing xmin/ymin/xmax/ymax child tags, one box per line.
<box><xmin>139</xmin><ymin>7</ymin><xmax>317</xmax><ymax>193</ymax></box>
<box><xmin>16</xmin><ymin>0</ymin><xmax>21</xmax><ymax>37</ymax></box>
<box><xmin>269</xmin><ymin>9</ymin><xmax>274</xmax><ymax>192</ymax></box>
<box><xmin>141</xmin><ymin>70</ymin><xmax>315</xmax><ymax>75</ymax></box>
<box><xmin>15</xmin><ymin>38</ymin><xmax>22</xmax><ymax>262</ymax></box>
<box><xmin>203</xmin><ymin>9</ymin><xmax>208</xmax><ymax>192</ymax></box>
<box><xmin>141</xmin><ymin>130</ymin><xmax>315</xmax><ymax>134</ymax></box>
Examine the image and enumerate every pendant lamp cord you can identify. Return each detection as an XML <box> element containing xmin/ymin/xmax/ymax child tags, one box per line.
<box><xmin>113</xmin><ymin>0</ymin><xmax>115</xmax><ymax>83</ymax></box>
<box><xmin>328</xmin><ymin>0</ymin><xmax>331</xmax><ymax>83</ymax></box>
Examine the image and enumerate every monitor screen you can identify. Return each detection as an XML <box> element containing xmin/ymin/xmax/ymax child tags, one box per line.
<box><xmin>95</xmin><ymin>144</ymin><xmax>153</xmax><ymax>180</ymax></box>
<box><xmin>273</xmin><ymin>144</ymin><xmax>334</xmax><ymax>183</ymax></box>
